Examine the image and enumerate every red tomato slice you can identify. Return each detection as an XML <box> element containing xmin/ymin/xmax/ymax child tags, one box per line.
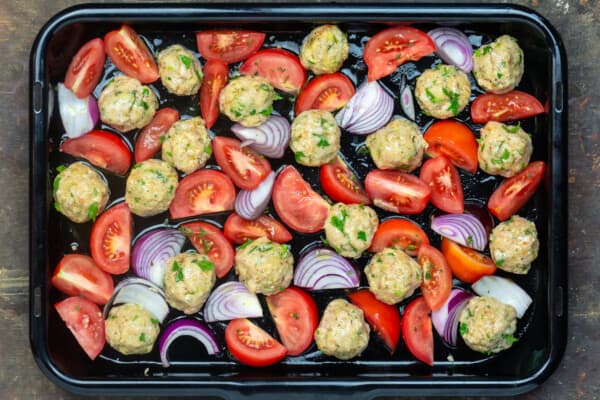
<box><xmin>266</xmin><ymin>287</ymin><xmax>318</xmax><ymax>356</ymax></box>
<box><xmin>401</xmin><ymin>296</ymin><xmax>433</xmax><ymax>366</ymax></box>
<box><xmin>196</xmin><ymin>30</ymin><xmax>265</xmax><ymax>64</ymax></box>
<box><xmin>295</xmin><ymin>72</ymin><xmax>355</xmax><ymax>115</ymax></box>
<box><xmin>419</xmin><ymin>155</ymin><xmax>464</xmax><ymax>214</ymax></box>
<box><xmin>423</xmin><ymin>120</ymin><xmax>479</xmax><ymax>174</ymax></box>
<box><xmin>272</xmin><ymin>165</ymin><xmax>330</xmax><ymax>233</ymax></box>
<box><xmin>441</xmin><ymin>238</ymin><xmax>497</xmax><ymax>283</ymax></box>
<box><xmin>169</xmin><ymin>169</ymin><xmax>236</xmax><ymax>219</ymax></box>
<box><xmin>471</xmin><ymin>90</ymin><xmax>545</xmax><ymax>124</ymax></box>
<box><xmin>60</xmin><ymin>130</ymin><xmax>132</xmax><ymax>176</ymax></box>
<box><xmin>417</xmin><ymin>244</ymin><xmax>452</xmax><ymax>311</ymax></box>
<box><xmin>104</xmin><ymin>25</ymin><xmax>159</xmax><ymax>83</ymax></box>
<box><xmin>64</xmin><ymin>38</ymin><xmax>106</xmax><ymax>99</ymax></box>
<box><xmin>90</xmin><ymin>202</ymin><xmax>132</xmax><ymax>275</ymax></box>
<box><xmin>365</xmin><ymin>170</ymin><xmax>431</xmax><ymax>214</ymax></box>
<box><xmin>134</xmin><ymin>108</ymin><xmax>179</xmax><ymax>163</ymax></box>
<box><xmin>240</xmin><ymin>48</ymin><xmax>307</xmax><ymax>94</ymax></box>
<box><xmin>212</xmin><ymin>136</ymin><xmax>272</xmax><ymax>190</ymax></box>
<box><xmin>223</xmin><ymin>213</ymin><xmax>292</xmax><ymax>244</ymax></box>
<box><xmin>180</xmin><ymin>221</ymin><xmax>235</xmax><ymax>278</ymax></box>
<box><xmin>364</xmin><ymin>26</ymin><xmax>435</xmax><ymax>82</ymax></box>
<box><xmin>51</xmin><ymin>254</ymin><xmax>114</xmax><ymax>305</ymax></box>
<box><xmin>369</xmin><ymin>218</ymin><xmax>429</xmax><ymax>257</ymax></box>
<box><xmin>320</xmin><ymin>156</ymin><xmax>370</xmax><ymax>205</ymax></box>
<box><xmin>348</xmin><ymin>289</ymin><xmax>402</xmax><ymax>353</ymax></box>
<box><xmin>200</xmin><ymin>60</ymin><xmax>228</xmax><ymax>129</ymax></box>
<box><xmin>488</xmin><ymin>161</ymin><xmax>546</xmax><ymax>221</ymax></box>
<box><xmin>225</xmin><ymin>318</ymin><xmax>287</xmax><ymax>367</ymax></box>
<box><xmin>55</xmin><ymin>296</ymin><xmax>105</xmax><ymax>360</ymax></box>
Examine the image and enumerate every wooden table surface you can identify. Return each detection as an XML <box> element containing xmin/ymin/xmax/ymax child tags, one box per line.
<box><xmin>1</xmin><ymin>0</ymin><xmax>597</xmax><ymax>399</ymax></box>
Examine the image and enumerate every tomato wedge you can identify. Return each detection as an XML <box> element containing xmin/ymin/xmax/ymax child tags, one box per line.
<box><xmin>51</xmin><ymin>254</ymin><xmax>114</xmax><ymax>305</ymax></box>
<box><xmin>212</xmin><ymin>136</ymin><xmax>272</xmax><ymax>190</ymax></box>
<box><xmin>225</xmin><ymin>318</ymin><xmax>287</xmax><ymax>367</ymax></box>
<box><xmin>423</xmin><ymin>120</ymin><xmax>479</xmax><ymax>174</ymax></box>
<box><xmin>64</xmin><ymin>38</ymin><xmax>106</xmax><ymax>99</ymax></box>
<box><xmin>134</xmin><ymin>108</ymin><xmax>179</xmax><ymax>163</ymax></box>
<box><xmin>90</xmin><ymin>202</ymin><xmax>132</xmax><ymax>275</ymax></box>
<box><xmin>365</xmin><ymin>169</ymin><xmax>431</xmax><ymax>214</ymax></box>
<box><xmin>417</xmin><ymin>244</ymin><xmax>452</xmax><ymax>311</ymax></box>
<box><xmin>320</xmin><ymin>156</ymin><xmax>370</xmax><ymax>205</ymax></box>
<box><xmin>471</xmin><ymin>90</ymin><xmax>545</xmax><ymax>124</ymax></box>
<box><xmin>180</xmin><ymin>221</ymin><xmax>235</xmax><ymax>278</ymax></box>
<box><xmin>55</xmin><ymin>296</ymin><xmax>105</xmax><ymax>360</ymax></box>
<box><xmin>60</xmin><ymin>130</ymin><xmax>132</xmax><ymax>176</ymax></box>
<box><xmin>266</xmin><ymin>287</ymin><xmax>318</xmax><ymax>356</ymax></box>
<box><xmin>240</xmin><ymin>48</ymin><xmax>307</xmax><ymax>94</ymax></box>
<box><xmin>196</xmin><ymin>30</ymin><xmax>265</xmax><ymax>64</ymax></box>
<box><xmin>488</xmin><ymin>161</ymin><xmax>546</xmax><ymax>221</ymax></box>
<box><xmin>224</xmin><ymin>213</ymin><xmax>292</xmax><ymax>244</ymax></box>
<box><xmin>420</xmin><ymin>155</ymin><xmax>464</xmax><ymax>214</ymax></box>
<box><xmin>348</xmin><ymin>289</ymin><xmax>401</xmax><ymax>353</ymax></box>
<box><xmin>272</xmin><ymin>165</ymin><xmax>330</xmax><ymax>233</ymax></box>
<box><xmin>295</xmin><ymin>73</ymin><xmax>355</xmax><ymax>115</ymax></box>
<box><xmin>401</xmin><ymin>296</ymin><xmax>433</xmax><ymax>366</ymax></box>
<box><xmin>364</xmin><ymin>26</ymin><xmax>435</xmax><ymax>82</ymax></box>
<box><xmin>169</xmin><ymin>169</ymin><xmax>236</xmax><ymax>219</ymax></box>
<box><xmin>441</xmin><ymin>238</ymin><xmax>497</xmax><ymax>283</ymax></box>
<box><xmin>200</xmin><ymin>60</ymin><xmax>228</xmax><ymax>129</ymax></box>
<box><xmin>104</xmin><ymin>25</ymin><xmax>159</xmax><ymax>83</ymax></box>
<box><xmin>369</xmin><ymin>218</ymin><xmax>429</xmax><ymax>257</ymax></box>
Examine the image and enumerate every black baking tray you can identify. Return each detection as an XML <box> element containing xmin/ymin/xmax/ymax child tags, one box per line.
<box><xmin>29</xmin><ymin>3</ymin><xmax>567</xmax><ymax>398</ymax></box>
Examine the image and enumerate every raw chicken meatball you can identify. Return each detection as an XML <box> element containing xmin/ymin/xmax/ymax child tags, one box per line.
<box><xmin>415</xmin><ymin>64</ymin><xmax>471</xmax><ymax>119</ymax></box>
<box><xmin>105</xmin><ymin>303</ymin><xmax>160</xmax><ymax>355</ymax></box>
<box><xmin>219</xmin><ymin>75</ymin><xmax>278</xmax><ymax>127</ymax></box>
<box><xmin>157</xmin><ymin>44</ymin><xmax>203</xmax><ymax>96</ymax></box>
<box><xmin>324</xmin><ymin>203</ymin><xmax>378</xmax><ymax>258</ymax></box>
<box><xmin>163</xmin><ymin>252</ymin><xmax>216</xmax><ymax>314</ymax></box>
<box><xmin>365</xmin><ymin>247</ymin><xmax>422</xmax><ymax>305</ymax></box>
<box><xmin>162</xmin><ymin>117</ymin><xmax>211</xmax><ymax>174</ymax></box>
<box><xmin>478</xmin><ymin>121</ymin><xmax>532</xmax><ymax>177</ymax></box>
<box><xmin>365</xmin><ymin>118</ymin><xmax>427</xmax><ymax>171</ymax></box>
<box><xmin>489</xmin><ymin>216</ymin><xmax>539</xmax><ymax>274</ymax></box>
<box><xmin>290</xmin><ymin>109</ymin><xmax>341</xmax><ymax>166</ymax></box>
<box><xmin>300</xmin><ymin>25</ymin><xmax>349</xmax><ymax>75</ymax></box>
<box><xmin>472</xmin><ymin>35</ymin><xmax>524</xmax><ymax>94</ymax></box>
<box><xmin>125</xmin><ymin>159</ymin><xmax>178</xmax><ymax>217</ymax></box>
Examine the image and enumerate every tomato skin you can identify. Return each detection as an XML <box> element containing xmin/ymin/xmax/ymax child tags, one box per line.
<box><xmin>134</xmin><ymin>108</ymin><xmax>179</xmax><ymax>163</ymax></box>
<box><xmin>224</xmin><ymin>213</ymin><xmax>292</xmax><ymax>244</ymax></box>
<box><xmin>364</xmin><ymin>26</ymin><xmax>435</xmax><ymax>82</ymax></box>
<box><xmin>423</xmin><ymin>120</ymin><xmax>479</xmax><ymax>174</ymax></box>
<box><xmin>272</xmin><ymin>165</ymin><xmax>330</xmax><ymax>233</ymax></box>
<box><xmin>419</xmin><ymin>156</ymin><xmax>464</xmax><ymax>214</ymax></box>
<box><xmin>471</xmin><ymin>90</ymin><xmax>545</xmax><ymax>124</ymax></box>
<box><xmin>225</xmin><ymin>318</ymin><xmax>287</xmax><ymax>367</ymax></box>
<box><xmin>441</xmin><ymin>238</ymin><xmax>497</xmax><ymax>283</ymax></box>
<box><xmin>104</xmin><ymin>25</ymin><xmax>159</xmax><ymax>83</ymax></box>
<box><xmin>60</xmin><ymin>130</ymin><xmax>132</xmax><ymax>176</ymax></box>
<box><xmin>180</xmin><ymin>221</ymin><xmax>235</xmax><ymax>278</ymax></box>
<box><xmin>212</xmin><ymin>136</ymin><xmax>272</xmax><ymax>191</ymax></box>
<box><xmin>51</xmin><ymin>254</ymin><xmax>114</xmax><ymax>305</ymax></box>
<box><xmin>196</xmin><ymin>30</ymin><xmax>265</xmax><ymax>64</ymax></box>
<box><xmin>240</xmin><ymin>48</ymin><xmax>307</xmax><ymax>94</ymax></box>
<box><xmin>64</xmin><ymin>38</ymin><xmax>106</xmax><ymax>99</ymax></box>
<box><xmin>320</xmin><ymin>156</ymin><xmax>370</xmax><ymax>205</ymax></box>
<box><xmin>295</xmin><ymin>73</ymin><xmax>355</xmax><ymax>115</ymax></box>
<box><xmin>266</xmin><ymin>287</ymin><xmax>318</xmax><ymax>356</ymax></box>
<box><xmin>417</xmin><ymin>244</ymin><xmax>452</xmax><ymax>311</ymax></box>
<box><xmin>401</xmin><ymin>297</ymin><xmax>433</xmax><ymax>366</ymax></box>
<box><xmin>55</xmin><ymin>296</ymin><xmax>106</xmax><ymax>360</ymax></box>
<box><xmin>200</xmin><ymin>60</ymin><xmax>228</xmax><ymax>129</ymax></box>
<box><xmin>365</xmin><ymin>170</ymin><xmax>431</xmax><ymax>214</ymax></box>
<box><xmin>369</xmin><ymin>218</ymin><xmax>429</xmax><ymax>257</ymax></box>
<box><xmin>348</xmin><ymin>289</ymin><xmax>402</xmax><ymax>353</ymax></box>
<box><xmin>90</xmin><ymin>203</ymin><xmax>132</xmax><ymax>275</ymax></box>
<box><xmin>488</xmin><ymin>161</ymin><xmax>546</xmax><ymax>221</ymax></box>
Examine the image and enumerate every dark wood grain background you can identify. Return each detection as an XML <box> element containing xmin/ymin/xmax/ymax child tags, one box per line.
<box><xmin>1</xmin><ymin>0</ymin><xmax>597</xmax><ymax>399</ymax></box>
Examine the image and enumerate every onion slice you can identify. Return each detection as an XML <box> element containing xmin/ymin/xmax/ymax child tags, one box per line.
<box><xmin>335</xmin><ymin>81</ymin><xmax>393</xmax><ymax>135</ymax></box>
<box><xmin>428</xmin><ymin>28</ymin><xmax>474</xmax><ymax>73</ymax></box>
<box><xmin>472</xmin><ymin>275</ymin><xmax>532</xmax><ymax>318</ymax></box>
<box><xmin>159</xmin><ymin>319</ymin><xmax>221</xmax><ymax>367</ymax></box>
<box><xmin>231</xmin><ymin>115</ymin><xmax>291</xmax><ymax>158</ymax></box>
<box><xmin>293</xmin><ymin>247</ymin><xmax>359</xmax><ymax>290</ymax></box>
<box><xmin>131</xmin><ymin>227</ymin><xmax>186</xmax><ymax>287</ymax></box>
<box><xmin>58</xmin><ymin>82</ymin><xmax>99</xmax><ymax>138</ymax></box>
<box><xmin>234</xmin><ymin>171</ymin><xmax>276</xmax><ymax>220</ymax></box>
<box><xmin>431</xmin><ymin>288</ymin><xmax>474</xmax><ymax>346</ymax></box>
<box><xmin>431</xmin><ymin>213</ymin><xmax>487</xmax><ymax>251</ymax></box>
<box><xmin>203</xmin><ymin>281</ymin><xmax>263</xmax><ymax>323</ymax></box>
<box><xmin>103</xmin><ymin>277</ymin><xmax>170</xmax><ymax>324</ymax></box>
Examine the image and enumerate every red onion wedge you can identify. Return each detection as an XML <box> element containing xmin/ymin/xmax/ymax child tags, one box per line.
<box><xmin>472</xmin><ymin>276</ymin><xmax>532</xmax><ymax>318</ymax></box>
<box><xmin>431</xmin><ymin>288</ymin><xmax>474</xmax><ymax>346</ymax></box>
<box><xmin>235</xmin><ymin>171</ymin><xmax>276</xmax><ymax>220</ymax></box>
<box><xmin>294</xmin><ymin>247</ymin><xmax>359</xmax><ymax>290</ymax></box>
<box><xmin>231</xmin><ymin>115</ymin><xmax>291</xmax><ymax>159</ymax></box>
<box><xmin>428</xmin><ymin>28</ymin><xmax>474</xmax><ymax>73</ymax></box>
<box><xmin>131</xmin><ymin>227</ymin><xmax>186</xmax><ymax>287</ymax></box>
<box><xmin>203</xmin><ymin>281</ymin><xmax>263</xmax><ymax>323</ymax></box>
<box><xmin>335</xmin><ymin>80</ymin><xmax>394</xmax><ymax>135</ymax></box>
<box><xmin>103</xmin><ymin>277</ymin><xmax>169</xmax><ymax>324</ymax></box>
<box><xmin>58</xmin><ymin>82</ymin><xmax>99</xmax><ymax>138</ymax></box>
<box><xmin>159</xmin><ymin>319</ymin><xmax>221</xmax><ymax>367</ymax></box>
<box><xmin>431</xmin><ymin>213</ymin><xmax>487</xmax><ymax>251</ymax></box>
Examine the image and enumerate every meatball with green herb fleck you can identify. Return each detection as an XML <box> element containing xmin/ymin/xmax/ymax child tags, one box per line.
<box><xmin>105</xmin><ymin>303</ymin><xmax>160</xmax><ymax>355</ymax></box>
<box><xmin>478</xmin><ymin>121</ymin><xmax>532</xmax><ymax>177</ymax></box>
<box><xmin>162</xmin><ymin>117</ymin><xmax>211</xmax><ymax>174</ymax></box>
<box><xmin>365</xmin><ymin>118</ymin><xmax>427</xmax><ymax>171</ymax></box>
<box><xmin>157</xmin><ymin>44</ymin><xmax>203</xmax><ymax>96</ymax></box>
<box><xmin>125</xmin><ymin>159</ymin><xmax>178</xmax><ymax>217</ymax></box>
<box><xmin>415</xmin><ymin>64</ymin><xmax>471</xmax><ymax>119</ymax></box>
<box><xmin>290</xmin><ymin>109</ymin><xmax>341</xmax><ymax>166</ymax></box>
<box><xmin>365</xmin><ymin>247</ymin><xmax>422</xmax><ymax>305</ymax></box>
<box><xmin>489</xmin><ymin>216</ymin><xmax>539</xmax><ymax>274</ymax></box>
<box><xmin>472</xmin><ymin>35</ymin><xmax>524</xmax><ymax>94</ymax></box>
<box><xmin>164</xmin><ymin>252</ymin><xmax>216</xmax><ymax>314</ymax></box>
<box><xmin>300</xmin><ymin>25</ymin><xmax>349</xmax><ymax>75</ymax></box>
<box><xmin>324</xmin><ymin>203</ymin><xmax>378</xmax><ymax>258</ymax></box>
<box><xmin>219</xmin><ymin>75</ymin><xmax>278</xmax><ymax>127</ymax></box>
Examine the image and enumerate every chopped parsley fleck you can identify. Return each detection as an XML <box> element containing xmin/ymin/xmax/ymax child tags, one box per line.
<box><xmin>496</xmin><ymin>259</ymin><xmax>505</xmax><ymax>267</ymax></box>
<box><xmin>320</xmin><ymin>236</ymin><xmax>330</xmax><ymax>246</ymax></box>
<box><xmin>53</xmin><ymin>177</ymin><xmax>61</xmax><ymax>193</ymax></box>
<box><xmin>178</xmin><ymin>226</ymin><xmax>193</xmax><ymax>236</ymax></box>
<box><xmin>502</xmin><ymin>122</ymin><xmax>521</xmax><ymax>133</ymax></box>
<box><xmin>259</xmin><ymin>104</ymin><xmax>273</xmax><ymax>116</ymax></box>
<box><xmin>238</xmin><ymin>240</ymin><xmax>253</xmax><ymax>250</ymax></box>
<box><xmin>143</xmin><ymin>87</ymin><xmax>150</xmax><ymax>96</ymax></box>
<box><xmin>357</xmin><ymin>231</ymin><xmax>367</xmax><ymax>241</ymax></box>
<box><xmin>394</xmin><ymin>290</ymin><xmax>404</xmax><ymax>298</ymax></box>
<box><xmin>179</xmin><ymin>54</ymin><xmax>192</xmax><ymax>69</ymax></box>
<box><xmin>291</xmin><ymin>312</ymin><xmax>299</xmax><ymax>320</ymax></box>
<box><xmin>330</xmin><ymin>209</ymin><xmax>348</xmax><ymax>233</ymax></box>
<box><xmin>313</xmin><ymin>132</ymin><xmax>330</xmax><ymax>148</ymax></box>
<box><xmin>54</xmin><ymin>202</ymin><xmax>61</xmax><ymax>212</ymax></box>
<box><xmin>459</xmin><ymin>322</ymin><xmax>469</xmax><ymax>336</ymax></box>
<box><xmin>151</xmin><ymin>318</ymin><xmax>159</xmax><ymax>325</ymax></box>
<box><xmin>140</xmin><ymin>100</ymin><xmax>149</xmax><ymax>110</ymax></box>
<box><xmin>75</xmin><ymin>305</ymin><xmax>81</xmax><ymax>311</ymax></box>
<box><xmin>466</xmin><ymin>235</ymin><xmax>474</xmax><ymax>245</ymax></box>
<box><xmin>139</xmin><ymin>332</ymin><xmax>147</xmax><ymax>342</ymax></box>
<box><xmin>502</xmin><ymin>334</ymin><xmax>518</xmax><ymax>344</ymax></box>
<box><xmin>87</xmin><ymin>202</ymin><xmax>99</xmax><ymax>221</ymax></box>
<box><xmin>172</xmin><ymin>260</ymin><xmax>184</xmax><ymax>282</ymax></box>
<box><xmin>496</xmin><ymin>72</ymin><xmax>503</xmax><ymax>79</ymax></box>
<box><xmin>356</xmin><ymin>144</ymin><xmax>370</xmax><ymax>156</ymax></box>
<box><xmin>425</xmin><ymin>87</ymin><xmax>441</xmax><ymax>103</ymax></box>
<box><xmin>56</xmin><ymin>164</ymin><xmax>67</xmax><ymax>173</ymax></box>
<box><xmin>159</xmin><ymin>135</ymin><xmax>167</xmax><ymax>143</ymax></box>
<box><xmin>483</xmin><ymin>46</ymin><xmax>491</xmax><ymax>55</ymax></box>
<box><xmin>442</xmin><ymin>87</ymin><xmax>460</xmax><ymax>115</ymax></box>
<box><xmin>294</xmin><ymin>151</ymin><xmax>305</xmax><ymax>162</ymax></box>
<box><xmin>407</xmin><ymin>244</ymin><xmax>417</xmax><ymax>251</ymax></box>
<box><xmin>259</xmin><ymin>83</ymin><xmax>271</xmax><ymax>91</ymax></box>
<box><xmin>204</xmin><ymin>144</ymin><xmax>212</xmax><ymax>155</ymax></box>
<box><xmin>193</xmin><ymin>259</ymin><xmax>214</xmax><ymax>272</ymax></box>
